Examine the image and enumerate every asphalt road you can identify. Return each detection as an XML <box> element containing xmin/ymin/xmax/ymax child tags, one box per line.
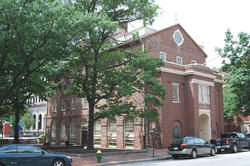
<box><xmin>114</xmin><ymin>151</ymin><xmax>250</xmax><ymax>166</ymax></box>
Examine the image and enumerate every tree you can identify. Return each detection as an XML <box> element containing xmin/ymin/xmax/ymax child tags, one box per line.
<box><xmin>217</xmin><ymin>30</ymin><xmax>250</xmax><ymax>117</ymax></box>
<box><xmin>0</xmin><ymin>0</ymin><xmax>77</xmax><ymax>143</ymax></box>
<box><xmin>0</xmin><ymin>0</ymin><xmax>76</xmax><ymax>109</ymax></box>
<box><xmin>60</xmin><ymin>0</ymin><xmax>165</xmax><ymax>150</ymax></box>
<box><xmin>21</xmin><ymin>112</ymin><xmax>34</xmax><ymax>131</ymax></box>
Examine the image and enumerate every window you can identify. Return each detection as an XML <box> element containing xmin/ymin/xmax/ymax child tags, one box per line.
<box><xmin>173</xmin><ymin>29</ymin><xmax>184</xmax><ymax>46</ymax></box>
<box><xmin>52</xmin><ymin>100</ymin><xmax>57</xmax><ymax>113</ymax></box>
<box><xmin>60</xmin><ymin>120</ymin><xmax>66</xmax><ymax>141</ymax></box>
<box><xmin>124</xmin><ymin>120</ymin><xmax>134</xmax><ymax>137</ymax></box>
<box><xmin>94</xmin><ymin>120</ymin><xmax>101</xmax><ymax>136</ymax></box>
<box><xmin>191</xmin><ymin>60</ymin><xmax>197</xmax><ymax>64</ymax></box>
<box><xmin>61</xmin><ymin>99</ymin><xmax>67</xmax><ymax>111</ymax></box>
<box><xmin>82</xmin><ymin>98</ymin><xmax>88</xmax><ymax>108</ymax></box>
<box><xmin>172</xmin><ymin>83</ymin><xmax>180</xmax><ymax>103</ymax></box>
<box><xmin>38</xmin><ymin>114</ymin><xmax>42</xmax><ymax>130</ymax></box>
<box><xmin>160</xmin><ymin>51</ymin><xmax>166</xmax><ymax>62</ymax></box>
<box><xmin>71</xmin><ymin>97</ymin><xmax>76</xmax><ymax>110</ymax></box>
<box><xmin>176</xmin><ymin>56</ymin><xmax>183</xmax><ymax>65</ymax></box>
<box><xmin>94</xmin><ymin>119</ymin><xmax>102</xmax><ymax>145</ymax></box>
<box><xmin>51</xmin><ymin>121</ymin><xmax>56</xmax><ymax>142</ymax></box>
<box><xmin>108</xmin><ymin>119</ymin><xmax>117</xmax><ymax>146</ymax></box>
<box><xmin>70</xmin><ymin>120</ymin><xmax>76</xmax><ymax>143</ymax></box>
<box><xmin>198</xmin><ymin>85</ymin><xmax>210</xmax><ymax>104</ymax></box>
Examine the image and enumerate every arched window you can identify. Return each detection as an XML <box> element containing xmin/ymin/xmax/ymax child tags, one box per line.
<box><xmin>108</xmin><ymin>119</ymin><xmax>117</xmax><ymax>147</ymax></box>
<box><xmin>60</xmin><ymin>120</ymin><xmax>66</xmax><ymax>142</ymax></box>
<box><xmin>70</xmin><ymin>120</ymin><xmax>76</xmax><ymax>143</ymax></box>
<box><xmin>38</xmin><ymin>114</ymin><xmax>42</xmax><ymax>130</ymax></box>
<box><xmin>173</xmin><ymin>126</ymin><xmax>179</xmax><ymax>139</ymax></box>
<box><xmin>124</xmin><ymin>120</ymin><xmax>134</xmax><ymax>148</ymax></box>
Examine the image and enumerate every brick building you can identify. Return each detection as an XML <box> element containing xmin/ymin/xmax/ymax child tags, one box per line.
<box><xmin>225</xmin><ymin>116</ymin><xmax>250</xmax><ymax>134</ymax></box>
<box><xmin>46</xmin><ymin>24</ymin><xmax>224</xmax><ymax>149</ymax></box>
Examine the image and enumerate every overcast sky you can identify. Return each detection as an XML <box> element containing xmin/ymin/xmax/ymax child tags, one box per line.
<box><xmin>130</xmin><ymin>0</ymin><xmax>250</xmax><ymax>68</ymax></box>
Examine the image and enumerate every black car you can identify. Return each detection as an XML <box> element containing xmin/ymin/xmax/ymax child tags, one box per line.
<box><xmin>0</xmin><ymin>144</ymin><xmax>72</xmax><ymax>166</ymax></box>
<box><xmin>168</xmin><ymin>136</ymin><xmax>216</xmax><ymax>159</ymax></box>
<box><xmin>213</xmin><ymin>132</ymin><xmax>250</xmax><ymax>153</ymax></box>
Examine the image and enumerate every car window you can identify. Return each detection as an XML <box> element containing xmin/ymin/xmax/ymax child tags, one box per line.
<box><xmin>171</xmin><ymin>138</ymin><xmax>184</xmax><ymax>144</ymax></box>
<box><xmin>238</xmin><ymin>133</ymin><xmax>245</xmax><ymax>138</ymax></box>
<box><xmin>185</xmin><ymin>137</ymin><xmax>195</xmax><ymax>144</ymax></box>
<box><xmin>231</xmin><ymin>133</ymin><xmax>238</xmax><ymax>138</ymax></box>
<box><xmin>199</xmin><ymin>138</ymin><xmax>207</xmax><ymax>144</ymax></box>
<box><xmin>0</xmin><ymin>145</ymin><xmax>17</xmax><ymax>153</ymax></box>
<box><xmin>194</xmin><ymin>138</ymin><xmax>201</xmax><ymax>144</ymax></box>
<box><xmin>17</xmin><ymin>146</ymin><xmax>42</xmax><ymax>153</ymax></box>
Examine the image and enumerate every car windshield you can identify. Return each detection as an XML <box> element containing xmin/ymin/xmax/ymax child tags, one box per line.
<box><xmin>171</xmin><ymin>138</ymin><xmax>184</xmax><ymax>145</ymax></box>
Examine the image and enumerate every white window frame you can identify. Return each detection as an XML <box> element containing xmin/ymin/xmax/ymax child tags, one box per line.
<box><xmin>191</xmin><ymin>60</ymin><xmax>197</xmax><ymax>64</ymax></box>
<box><xmin>82</xmin><ymin>98</ymin><xmax>88</xmax><ymax>108</ymax></box>
<box><xmin>176</xmin><ymin>56</ymin><xmax>183</xmax><ymax>65</ymax></box>
<box><xmin>61</xmin><ymin>99</ymin><xmax>67</xmax><ymax>112</ymax></box>
<box><xmin>160</xmin><ymin>51</ymin><xmax>166</xmax><ymax>62</ymax></box>
<box><xmin>71</xmin><ymin>97</ymin><xmax>76</xmax><ymax>110</ymax></box>
<box><xmin>52</xmin><ymin>100</ymin><xmax>57</xmax><ymax>113</ymax></box>
<box><xmin>172</xmin><ymin>83</ymin><xmax>180</xmax><ymax>103</ymax></box>
<box><xmin>198</xmin><ymin>85</ymin><xmax>210</xmax><ymax>104</ymax></box>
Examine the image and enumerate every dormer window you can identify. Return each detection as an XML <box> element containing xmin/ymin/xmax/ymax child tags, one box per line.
<box><xmin>160</xmin><ymin>51</ymin><xmax>166</xmax><ymax>62</ymax></box>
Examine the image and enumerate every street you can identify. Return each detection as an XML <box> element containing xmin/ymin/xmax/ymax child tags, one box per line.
<box><xmin>114</xmin><ymin>151</ymin><xmax>250</xmax><ymax>166</ymax></box>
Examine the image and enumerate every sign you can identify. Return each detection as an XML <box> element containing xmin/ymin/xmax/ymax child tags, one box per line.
<box><xmin>151</xmin><ymin>121</ymin><xmax>156</xmax><ymax>129</ymax></box>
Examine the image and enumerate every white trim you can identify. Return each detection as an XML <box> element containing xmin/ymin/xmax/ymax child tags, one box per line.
<box><xmin>199</xmin><ymin>109</ymin><xmax>211</xmax><ymax>116</ymax></box>
<box><xmin>160</xmin><ymin>51</ymin><xmax>167</xmax><ymax>62</ymax></box>
<box><xmin>214</xmin><ymin>79</ymin><xmax>224</xmax><ymax>83</ymax></box>
<box><xmin>191</xmin><ymin>79</ymin><xmax>214</xmax><ymax>87</ymax></box>
<box><xmin>158</xmin><ymin>67</ymin><xmax>222</xmax><ymax>81</ymax></box>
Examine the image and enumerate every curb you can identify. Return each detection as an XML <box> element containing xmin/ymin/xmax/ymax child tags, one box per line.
<box><xmin>89</xmin><ymin>156</ymin><xmax>172</xmax><ymax>166</ymax></box>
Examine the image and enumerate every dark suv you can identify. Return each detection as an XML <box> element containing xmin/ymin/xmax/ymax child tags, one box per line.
<box><xmin>168</xmin><ymin>136</ymin><xmax>216</xmax><ymax>159</ymax></box>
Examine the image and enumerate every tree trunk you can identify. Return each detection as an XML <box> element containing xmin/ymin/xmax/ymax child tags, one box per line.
<box><xmin>13</xmin><ymin>104</ymin><xmax>20</xmax><ymax>144</ymax></box>
<box><xmin>87</xmin><ymin>103</ymin><xmax>95</xmax><ymax>150</ymax></box>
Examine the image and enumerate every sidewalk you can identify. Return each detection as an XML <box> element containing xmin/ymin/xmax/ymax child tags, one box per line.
<box><xmin>70</xmin><ymin>148</ymin><xmax>171</xmax><ymax>166</ymax></box>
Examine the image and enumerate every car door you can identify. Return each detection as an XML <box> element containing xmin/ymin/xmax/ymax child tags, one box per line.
<box><xmin>238</xmin><ymin>133</ymin><xmax>248</xmax><ymax>148</ymax></box>
<box><xmin>199</xmin><ymin>138</ymin><xmax>210</xmax><ymax>154</ymax></box>
<box><xmin>194</xmin><ymin>137</ymin><xmax>203</xmax><ymax>155</ymax></box>
<box><xmin>16</xmin><ymin>145</ymin><xmax>50</xmax><ymax>166</ymax></box>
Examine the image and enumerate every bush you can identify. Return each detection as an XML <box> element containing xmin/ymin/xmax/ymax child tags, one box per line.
<box><xmin>39</xmin><ymin>134</ymin><xmax>45</xmax><ymax>138</ymax></box>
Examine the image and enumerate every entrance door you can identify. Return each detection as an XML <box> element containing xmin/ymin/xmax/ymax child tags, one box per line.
<box><xmin>199</xmin><ymin>113</ymin><xmax>211</xmax><ymax>141</ymax></box>
<box><xmin>82</xmin><ymin>131</ymin><xmax>88</xmax><ymax>147</ymax></box>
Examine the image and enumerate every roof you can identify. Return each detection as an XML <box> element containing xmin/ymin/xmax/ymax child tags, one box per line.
<box><xmin>116</xmin><ymin>24</ymin><xmax>208</xmax><ymax>58</ymax></box>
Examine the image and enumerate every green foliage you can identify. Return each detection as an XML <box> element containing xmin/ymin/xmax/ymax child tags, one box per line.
<box><xmin>218</xmin><ymin>30</ymin><xmax>250</xmax><ymax>117</ymax></box>
<box><xmin>39</xmin><ymin>134</ymin><xmax>45</xmax><ymax>138</ymax></box>
<box><xmin>21</xmin><ymin>112</ymin><xmax>34</xmax><ymax>131</ymax></box>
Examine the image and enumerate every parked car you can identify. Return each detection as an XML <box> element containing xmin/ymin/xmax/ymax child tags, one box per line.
<box><xmin>212</xmin><ymin>132</ymin><xmax>250</xmax><ymax>153</ymax></box>
<box><xmin>0</xmin><ymin>144</ymin><xmax>72</xmax><ymax>166</ymax></box>
<box><xmin>245</xmin><ymin>133</ymin><xmax>250</xmax><ymax>138</ymax></box>
<box><xmin>168</xmin><ymin>136</ymin><xmax>216</xmax><ymax>159</ymax></box>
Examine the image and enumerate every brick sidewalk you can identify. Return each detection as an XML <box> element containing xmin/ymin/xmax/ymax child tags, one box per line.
<box><xmin>70</xmin><ymin>148</ymin><xmax>171</xmax><ymax>166</ymax></box>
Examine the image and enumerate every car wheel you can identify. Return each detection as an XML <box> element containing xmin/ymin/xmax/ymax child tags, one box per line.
<box><xmin>172</xmin><ymin>155</ymin><xmax>179</xmax><ymax>159</ymax></box>
<box><xmin>248</xmin><ymin>143</ymin><xmax>250</xmax><ymax>151</ymax></box>
<box><xmin>217</xmin><ymin>149</ymin><xmax>221</xmax><ymax>154</ymax></box>
<box><xmin>52</xmin><ymin>159</ymin><xmax>65</xmax><ymax>166</ymax></box>
<box><xmin>231</xmin><ymin>144</ymin><xmax>238</xmax><ymax>153</ymax></box>
<box><xmin>210</xmin><ymin>148</ymin><xmax>216</xmax><ymax>156</ymax></box>
<box><xmin>190</xmin><ymin>149</ymin><xmax>197</xmax><ymax>159</ymax></box>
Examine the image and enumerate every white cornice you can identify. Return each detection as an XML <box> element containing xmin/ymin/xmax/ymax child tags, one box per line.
<box><xmin>159</xmin><ymin>67</ymin><xmax>223</xmax><ymax>84</ymax></box>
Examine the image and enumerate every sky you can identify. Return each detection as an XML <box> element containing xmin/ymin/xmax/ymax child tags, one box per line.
<box><xmin>129</xmin><ymin>0</ymin><xmax>250</xmax><ymax>68</ymax></box>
